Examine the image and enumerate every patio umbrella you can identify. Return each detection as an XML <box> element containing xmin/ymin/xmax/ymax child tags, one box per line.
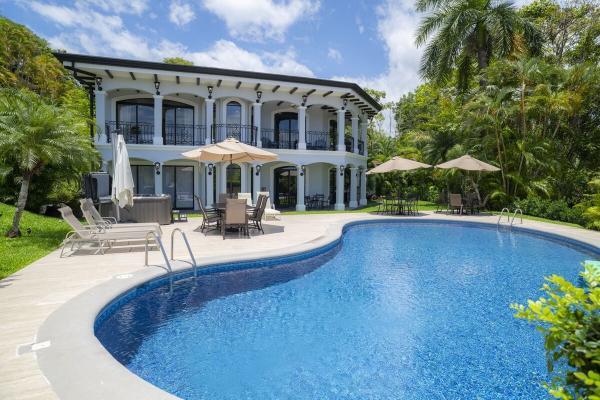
<box><xmin>366</xmin><ymin>156</ymin><xmax>431</xmax><ymax>174</ymax></box>
<box><xmin>435</xmin><ymin>155</ymin><xmax>500</xmax><ymax>172</ymax></box>
<box><xmin>435</xmin><ymin>155</ymin><xmax>500</xmax><ymax>204</ymax></box>
<box><xmin>182</xmin><ymin>138</ymin><xmax>278</xmax><ymax>163</ymax></box>
<box><xmin>111</xmin><ymin>133</ymin><xmax>134</xmax><ymax>221</ymax></box>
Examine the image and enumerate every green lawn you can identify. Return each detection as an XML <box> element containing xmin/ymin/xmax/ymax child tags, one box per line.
<box><xmin>0</xmin><ymin>203</ymin><xmax>69</xmax><ymax>279</ymax></box>
<box><xmin>282</xmin><ymin>201</ymin><xmax>438</xmax><ymax>215</ymax></box>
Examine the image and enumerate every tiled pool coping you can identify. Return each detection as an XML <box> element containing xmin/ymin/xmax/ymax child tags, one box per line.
<box><xmin>32</xmin><ymin>216</ymin><xmax>600</xmax><ymax>400</ymax></box>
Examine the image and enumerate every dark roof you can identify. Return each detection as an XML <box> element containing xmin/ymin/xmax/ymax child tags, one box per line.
<box><xmin>53</xmin><ymin>52</ymin><xmax>382</xmax><ymax>112</ymax></box>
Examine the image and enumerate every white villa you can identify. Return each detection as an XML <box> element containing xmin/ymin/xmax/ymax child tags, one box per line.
<box><xmin>54</xmin><ymin>53</ymin><xmax>381</xmax><ymax>211</ymax></box>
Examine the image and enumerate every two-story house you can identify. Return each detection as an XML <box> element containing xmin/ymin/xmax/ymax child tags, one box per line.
<box><xmin>54</xmin><ymin>53</ymin><xmax>381</xmax><ymax>211</ymax></box>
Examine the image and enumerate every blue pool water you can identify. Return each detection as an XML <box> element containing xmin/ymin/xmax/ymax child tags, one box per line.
<box><xmin>96</xmin><ymin>222</ymin><xmax>598</xmax><ymax>399</ymax></box>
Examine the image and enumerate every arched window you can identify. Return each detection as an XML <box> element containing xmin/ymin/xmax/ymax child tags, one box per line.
<box><xmin>226</xmin><ymin>101</ymin><xmax>242</xmax><ymax>125</ymax></box>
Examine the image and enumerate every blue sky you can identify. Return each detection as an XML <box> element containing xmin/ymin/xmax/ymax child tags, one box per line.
<box><xmin>0</xmin><ymin>0</ymin><xmax>530</xmax><ymax>133</ymax></box>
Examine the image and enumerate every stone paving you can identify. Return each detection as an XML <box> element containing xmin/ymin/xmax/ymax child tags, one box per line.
<box><xmin>0</xmin><ymin>212</ymin><xmax>598</xmax><ymax>399</ymax></box>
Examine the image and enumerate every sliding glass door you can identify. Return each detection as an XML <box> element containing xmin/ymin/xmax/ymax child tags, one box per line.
<box><xmin>162</xmin><ymin>166</ymin><xmax>194</xmax><ymax>209</ymax></box>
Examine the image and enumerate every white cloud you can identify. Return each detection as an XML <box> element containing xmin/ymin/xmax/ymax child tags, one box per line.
<box><xmin>169</xmin><ymin>1</ymin><xmax>195</xmax><ymax>27</ymax></box>
<box><xmin>28</xmin><ymin>1</ymin><xmax>313</xmax><ymax>76</ymax></box>
<box><xmin>77</xmin><ymin>0</ymin><xmax>149</xmax><ymax>15</ymax></box>
<box><xmin>355</xmin><ymin>15</ymin><xmax>364</xmax><ymax>34</ymax></box>
<box><xmin>327</xmin><ymin>47</ymin><xmax>342</xmax><ymax>63</ymax></box>
<box><xmin>333</xmin><ymin>0</ymin><xmax>423</xmax><ymax>134</ymax></box>
<box><xmin>201</xmin><ymin>0</ymin><xmax>320</xmax><ymax>42</ymax></box>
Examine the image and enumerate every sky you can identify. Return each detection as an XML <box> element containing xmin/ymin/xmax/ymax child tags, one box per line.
<box><xmin>1</xmin><ymin>0</ymin><xmax>530</xmax><ymax>134</ymax></box>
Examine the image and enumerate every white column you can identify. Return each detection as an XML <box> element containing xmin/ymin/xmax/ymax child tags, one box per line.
<box><xmin>193</xmin><ymin>163</ymin><xmax>201</xmax><ymax>210</ymax></box>
<box><xmin>94</xmin><ymin>90</ymin><xmax>107</xmax><ymax>144</ymax></box>
<box><xmin>349</xmin><ymin>167</ymin><xmax>358</xmax><ymax>208</ymax></box>
<box><xmin>360</xmin><ymin>168</ymin><xmax>367</xmax><ymax>206</ymax></box>
<box><xmin>296</xmin><ymin>166</ymin><xmax>306</xmax><ymax>211</ymax></box>
<box><xmin>205</xmin><ymin>163</ymin><xmax>214</xmax><ymax>207</ymax></box>
<box><xmin>336</xmin><ymin>109</ymin><xmax>346</xmax><ymax>152</ymax></box>
<box><xmin>240</xmin><ymin>163</ymin><xmax>248</xmax><ymax>193</ymax></box>
<box><xmin>297</xmin><ymin>106</ymin><xmax>306</xmax><ymax>150</ymax></box>
<box><xmin>351</xmin><ymin>117</ymin><xmax>359</xmax><ymax>154</ymax></box>
<box><xmin>205</xmin><ymin>99</ymin><xmax>214</xmax><ymax>144</ymax></box>
<box><xmin>253</xmin><ymin>103</ymin><xmax>262</xmax><ymax>148</ymax></box>
<box><xmin>252</xmin><ymin>164</ymin><xmax>261</xmax><ymax>204</ymax></box>
<box><xmin>153</xmin><ymin>95</ymin><xmax>163</xmax><ymax>145</ymax></box>
<box><xmin>335</xmin><ymin>166</ymin><xmax>345</xmax><ymax>210</ymax></box>
<box><xmin>361</xmin><ymin>120</ymin><xmax>368</xmax><ymax>157</ymax></box>
<box><xmin>154</xmin><ymin>163</ymin><xmax>163</xmax><ymax>194</ymax></box>
<box><xmin>218</xmin><ymin>163</ymin><xmax>227</xmax><ymax>195</ymax></box>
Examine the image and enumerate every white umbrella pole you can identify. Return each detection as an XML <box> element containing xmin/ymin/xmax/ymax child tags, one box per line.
<box><xmin>111</xmin><ymin>129</ymin><xmax>120</xmax><ymax>222</ymax></box>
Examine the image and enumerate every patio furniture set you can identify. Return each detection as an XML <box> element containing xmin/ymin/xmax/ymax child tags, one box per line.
<box><xmin>436</xmin><ymin>192</ymin><xmax>487</xmax><ymax>215</ymax></box>
<box><xmin>375</xmin><ymin>194</ymin><xmax>420</xmax><ymax>215</ymax></box>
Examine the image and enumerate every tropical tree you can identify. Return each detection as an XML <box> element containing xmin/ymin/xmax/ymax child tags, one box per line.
<box><xmin>163</xmin><ymin>57</ymin><xmax>194</xmax><ymax>65</ymax></box>
<box><xmin>0</xmin><ymin>89</ymin><xmax>99</xmax><ymax>237</ymax></box>
<box><xmin>415</xmin><ymin>0</ymin><xmax>542</xmax><ymax>89</ymax></box>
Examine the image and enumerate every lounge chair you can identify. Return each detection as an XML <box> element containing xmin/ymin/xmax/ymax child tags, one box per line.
<box><xmin>248</xmin><ymin>194</ymin><xmax>267</xmax><ymax>234</ymax></box>
<box><xmin>449</xmin><ymin>193</ymin><xmax>464</xmax><ymax>215</ymax></box>
<box><xmin>194</xmin><ymin>195</ymin><xmax>220</xmax><ymax>233</ymax></box>
<box><xmin>59</xmin><ymin>206</ymin><xmax>159</xmax><ymax>256</ymax></box>
<box><xmin>222</xmin><ymin>199</ymin><xmax>249</xmax><ymax>239</ymax></box>
<box><xmin>79</xmin><ymin>199</ymin><xmax>161</xmax><ymax>233</ymax></box>
<box><xmin>258</xmin><ymin>191</ymin><xmax>281</xmax><ymax>220</ymax></box>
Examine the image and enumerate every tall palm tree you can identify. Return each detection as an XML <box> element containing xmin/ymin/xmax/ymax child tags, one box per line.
<box><xmin>415</xmin><ymin>0</ymin><xmax>541</xmax><ymax>90</ymax></box>
<box><xmin>0</xmin><ymin>89</ymin><xmax>99</xmax><ymax>237</ymax></box>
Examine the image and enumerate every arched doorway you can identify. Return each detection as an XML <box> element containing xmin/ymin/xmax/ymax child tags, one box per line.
<box><xmin>226</xmin><ymin>163</ymin><xmax>241</xmax><ymax>194</ymax></box>
<box><xmin>275</xmin><ymin>112</ymin><xmax>298</xmax><ymax>149</ymax></box>
<box><xmin>274</xmin><ymin>166</ymin><xmax>297</xmax><ymax>209</ymax></box>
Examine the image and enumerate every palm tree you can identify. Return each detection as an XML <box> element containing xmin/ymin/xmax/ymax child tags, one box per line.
<box><xmin>0</xmin><ymin>89</ymin><xmax>99</xmax><ymax>237</ymax></box>
<box><xmin>415</xmin><ymin>0</ymin><xmax>541</xmax><ymax>90</ymax></box>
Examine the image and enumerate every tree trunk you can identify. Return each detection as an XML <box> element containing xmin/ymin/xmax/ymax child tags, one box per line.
<box><xmin>7</xmin><ymin>174</ymin><xmax>31</xmax><ymax>238</ymax></box>
<box><xmin>477</xmin><ymin>46</ymin><xmax>489</xmax><ymax>87</ymax></box>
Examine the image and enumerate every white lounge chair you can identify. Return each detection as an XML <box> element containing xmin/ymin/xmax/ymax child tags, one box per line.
<box><xmin>257</xmin><ymin>191</ymin><xmax>281</xmax><ymax>220</ymax></box>
<box><xmin>59</xmin><ymin>206</ymin><xmax>159</xmax><ymax>257</ymax></box>
<box><xmin>79</xmin><ymin>198</ymin><xmax>162</xmax><ymax>234</ymax></box>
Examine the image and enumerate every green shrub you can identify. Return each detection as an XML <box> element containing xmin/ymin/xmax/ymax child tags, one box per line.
<box><xmin>514</xmin><ymin>197</ymin><xmax>587</xmax><ymax>226</ymax></box>
<box><xmin>511</xmin><ymin>263</ymin><xmax>600</xmax><ymax>400</ymax></box>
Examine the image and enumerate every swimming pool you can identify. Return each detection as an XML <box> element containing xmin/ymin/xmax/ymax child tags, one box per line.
<box><xmin>95</xmin><ymin>221</ymin><xmax>598</xmax><ymax>399</ymax></box>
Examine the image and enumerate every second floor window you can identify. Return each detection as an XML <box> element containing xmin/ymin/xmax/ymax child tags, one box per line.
<box><xmin>117</xmin><ymin>99</ymin><xmax>154</xmax><ymax>125</ymax></box>
<box><xmin>226</xmin><ymin>101</ymin><xmax>242</xmax><ymax>125</ymax></box>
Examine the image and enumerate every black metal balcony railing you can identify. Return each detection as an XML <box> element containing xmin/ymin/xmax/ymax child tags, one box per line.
<box><xmin>164</xmin><ymin>124</ymin><xmax>206</xmax><ymax>146</ymax></box>
<box><xmin>212</xmin><ymin>124</ymin><xmax>257</xmax><ymax>145</ymax></box>
<box><xmin>105</xmin><ymin>121</ymin><xmax>154</xmax><ymax>144</ymax></box>
<box><xmin>261</xmin><ymin>128</ymin><xmax>299</xmax><ymax>149</ymax></box>
<box><xmin>358</xmin><ymin>139</ymin><xmax>365</xmax><ymax>155</ymax></box>
<box><xmin>306</xmin><ymin>131</ymin><xmax>334</xmax><ymax>150</ymax></box>
<box><xmin>345</xmin><ymin>137</ymin><xmax>354</xmax><ymax>153</ymax></box>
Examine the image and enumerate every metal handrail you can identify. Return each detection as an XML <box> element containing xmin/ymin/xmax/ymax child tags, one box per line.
<box><xmin>497</xmin><ymin>208</ymin><xmax>510</xmax><ymax>226</ymax></box>
<box><xmin>144</xmin><ymin>231</ymin><xmax>172</xmax><ymax>273</ymax></box>
<box><xmin>511</xmin><ymin>208</ymin><xmax>523</xmax><ymax>226</ymax></box>
<box><xmin>170</xmin><ymin>228</ymin><xmax>198</xmax><ymax>277</ymax></box>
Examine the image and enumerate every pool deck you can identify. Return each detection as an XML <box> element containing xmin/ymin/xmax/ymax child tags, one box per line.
<box><xmin>1</xmin><ymin>211</ymin><xmax>599</xmax><ymax>399</ymax></box>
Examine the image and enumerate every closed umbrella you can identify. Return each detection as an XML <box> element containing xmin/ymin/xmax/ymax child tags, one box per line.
<box><xmin>111</xmin><ymin>134</ymin><xmax>134</xmax><ymax>221</ymax></box>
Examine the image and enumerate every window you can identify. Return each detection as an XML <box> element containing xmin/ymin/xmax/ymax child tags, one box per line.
<box><xmin>131</xmin><ymin>165</ymin><xmax>155</xmax><ymax>195</ymax></box>
<box><xmin>162</xmin><ymin>166</ymin><xmax>194</xmax><ymax>209</ymax></box>
<box><xmin>226</xmin><ymin>101</ymin><xmax>242</xmax><ymax>125</ymax></box>
<box><xmin>117</xmin><ymin>99</ymin><xmax>154</xmax><ymax>125</ymax></box>
<box><xmin>226</xmin><ymin>164</ymin><xmax>241</xmax><ymax>194</ymax></box>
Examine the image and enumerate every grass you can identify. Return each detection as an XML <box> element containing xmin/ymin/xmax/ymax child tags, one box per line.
<box><xmin>282</xmin><ymin>201</ymin><xmax>438</xmax><ymax>215</ymax></box>
<box><xmin>491</xmin><ymin>211</ymin><xmax>583</xmax><ymax>228</ymax></box>
<box><xmin>0</xmin><ymin>202</ymin><xmax>69</xmax><ymax>279</ymax></box>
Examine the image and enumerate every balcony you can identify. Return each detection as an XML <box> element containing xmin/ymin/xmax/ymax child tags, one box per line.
<box><xmin>164</xmin><ymin>124</ymin><xmax>206</xmax><ymax>146</ymax></box>
<box><xmin>106</xmin><ymin>121</ymin><xmax>154</xmax><ymax>144</ymax></box>
<box><xmin>212</xmin><ymin>124</ymin><xmax>257</xmax><ymax>145</ymax></box>
<box><xmin>261</xmin><ymin>128</ymin><xmax>299</xmax><ymax>149</ymax></box>
<box><xmin>306</xmin><ymin>130</ymin><xmax>334</xmax><ymax>150</ymax></box>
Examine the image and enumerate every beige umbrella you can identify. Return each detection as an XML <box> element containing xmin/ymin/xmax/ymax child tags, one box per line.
<box><xmin>366</xmin><ymin>156</ymin><xmax>431</xmax><ymax>174</ymax></box>
<box><xmin>435</xmin><ymin>155</ymin><xmax>499</xmax><ymax>171</ymax></box>
<box><xmin>182</xmin><ymin>138</ymin><xmax>278</xmax><ymax>163</ymax></box>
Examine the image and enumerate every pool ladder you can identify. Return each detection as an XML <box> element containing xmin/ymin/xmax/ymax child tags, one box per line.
<box><xmin>144</xmin><ymin>228</ymin><xmax>198</xmax><ymax>277</ymax></box>
<box><xmin>497</xmin><ymin>208</ymin><xmax>523</xmax><ymax>229</ymax></box>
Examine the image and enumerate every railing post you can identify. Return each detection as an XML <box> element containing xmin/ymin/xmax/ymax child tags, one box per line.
<box><xmin>297</xmin><ymin>106</ymin><xmax>306</xmax><ymax>150</ymax></box>
<box><xmin>153</xmin><ymin>95</ymin><xmax>163</xmax><ymax>145</ymax></box>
